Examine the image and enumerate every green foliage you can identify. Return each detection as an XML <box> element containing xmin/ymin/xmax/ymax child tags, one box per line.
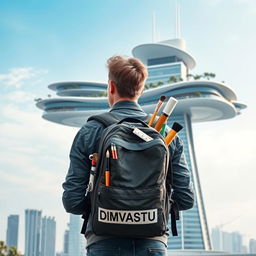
<box><xmin>187</xmin><ymin>72</ymin><xmax>216</xmax><ymax>81</ymax></box>
<box><xmin>71</xmin><ymin>84</ymin><xmax>79</xmax><ymax>89</ymax></box>
<box><xmin>168</xmin><ymin>76</ymin><xmax>183</xmax><ymax>83</ymax></box>
<box><xmin>90</xmin><ymin>91</ymin><xmax>107</xmax><ymax>97</ymax></box>
<box><xmin>145</xmin><ymin>82</ymin><xmax>159</xmax><ymax>89</ymax></box>
<box><xmin>0</xmin><ymin>241</ymin><xmax>7</xmax><ymax>256</ymax></box>
<box><xmin>157</xmin><ymin>81</ymin><xmax>164</xmax><ymax>86</ymax></box>
<box><xmin>34</xmin><ymin>98</ymin><xmax>42</xmax><ymax>102</ymax></box>
<box><xmin>193</xmin><ymin>74</ymin><xmax>202</xmax><ymax>80</ymax></box>
<box><xmin>0</xmin><ymin>241</ymin><xmax>23</xmax><ymax>256</ymax></box>
<box><xmin>203</xmin><ymin>72</ymin><xmax>216</xmax><ymax>80</ymax></box>
<box><xmin>168</xmin><ymin>76</ymin><xmax>178</xmax><ymax>83</ymax></box>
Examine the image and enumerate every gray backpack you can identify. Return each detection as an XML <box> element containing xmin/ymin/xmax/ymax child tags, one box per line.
<box><xmin>85</xmin><ymin>112</ymin><xmax>178</xmax><ymax>237</ymax></box>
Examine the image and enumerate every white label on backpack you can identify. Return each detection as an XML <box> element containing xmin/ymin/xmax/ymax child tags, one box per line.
<box><xmin>98</xmin><ymin>207</ymin><xmax>157</xmax><ymax>225</ymax></box>
<box><xmin>133</xmin><ymin>127</ymin><xmax>153</xmax><ymax>142</ymax></box>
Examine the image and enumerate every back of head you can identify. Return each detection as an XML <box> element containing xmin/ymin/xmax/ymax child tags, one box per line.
<box><xmin>107</xmin><ymin>56</ymin><xmax>148</xmax><ymax>98</ymax></box>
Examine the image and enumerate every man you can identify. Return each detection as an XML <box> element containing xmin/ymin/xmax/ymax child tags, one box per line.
<box><xmin>62</xmin><ymin>56</ymin><xmax>194</xmax><ymax>256</ymax></box>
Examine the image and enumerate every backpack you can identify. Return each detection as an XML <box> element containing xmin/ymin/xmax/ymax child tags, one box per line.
<box><xmin>82</xmin><ymin>112</ymin><xmax>179</xmax><ymax>237</ymax></box>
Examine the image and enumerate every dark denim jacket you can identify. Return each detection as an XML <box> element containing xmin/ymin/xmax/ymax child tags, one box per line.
<box><xmin>62</xmin><ymin>100</ymin><xmax>194</xmax><ymax>216</ymax></box>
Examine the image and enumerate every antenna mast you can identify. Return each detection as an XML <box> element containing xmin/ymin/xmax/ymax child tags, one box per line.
<box><xmin>175</xmin><ymin>0</ymin><xmax>181</xmax><ymax>38</ymax></box>
<box><xmin>152</xmin><ymin>11</ymin><xmax>157</xmax><ymax>43</ymax></box>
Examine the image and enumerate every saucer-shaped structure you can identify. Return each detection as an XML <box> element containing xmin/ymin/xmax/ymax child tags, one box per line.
<box><xmin>132</xmin><ymin>39</ymin><xmax>196</xmax><ymax>69</ymax></box>
<box><xmin>36</xmin><ymin>80</ymin><xmax>246</xmax><ymax>127</ymax></box>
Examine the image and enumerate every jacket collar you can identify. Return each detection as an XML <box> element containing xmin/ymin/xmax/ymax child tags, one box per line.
<box><xmin>110</xmin><ymin>100</ymin><xmax>144</xmax><ymax>113</ymax></box>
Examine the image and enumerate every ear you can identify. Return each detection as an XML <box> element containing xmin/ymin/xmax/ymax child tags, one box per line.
<box><xmin>109</xmin><ymin>80</ymin><xmax>116</xmax><ymax>94</ymax></box>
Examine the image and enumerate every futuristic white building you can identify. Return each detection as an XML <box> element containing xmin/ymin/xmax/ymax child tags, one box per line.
<box><xmin>36</xmin><ymin>39</ymin><xmax>246</xmax><ymax>250</ymax></box>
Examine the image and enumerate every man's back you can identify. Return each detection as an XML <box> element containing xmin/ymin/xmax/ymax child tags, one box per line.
<box><xmin>62</xmin><ymin>56</ymin><xmax>194</xmax><ymax>256</ymax></box>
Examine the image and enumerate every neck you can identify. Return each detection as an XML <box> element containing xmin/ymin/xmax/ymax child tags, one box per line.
<box><xmin>111</xmin><ymin>96</ymin><xmax>139</xmax><ymax>107</ymax></box>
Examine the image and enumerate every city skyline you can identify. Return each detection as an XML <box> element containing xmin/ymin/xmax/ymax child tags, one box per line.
<box><xmin>3</xmin><ymin>209</ymin><xmax>255</xmax><ymax>255</ymax></box>
<box><xmin>0</xmin><ymin>0</ymin><xmax>256</xmax><ymax>253</ymax></box>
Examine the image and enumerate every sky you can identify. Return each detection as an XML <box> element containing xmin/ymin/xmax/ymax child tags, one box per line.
<box><xmin>0</xmin><ymin>0</ymin><xmax>256</xmax><ymax>253</ymax></box>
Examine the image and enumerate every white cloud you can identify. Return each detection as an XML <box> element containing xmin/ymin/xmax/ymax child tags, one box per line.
<box><xmin>5</xmin><ymin>90</ymin><xmax>37</xmax><ymax>103</ymax></box>
<box><xmin>236</xmin><ymin>0</ymin><xmax>256</xmax><ymax>14</ymax></box>
<box><xmin>0</xmin><ymin>67</ymin><xmax>48</xmax><ymax>88</ymax></box>
<box><xmin>0</xmin><ymin>104</ymin><xmax>78</xmax><ymax>193</ymax></box>
<box><xmin>0</xmin><ymin>104</ymin><xmax>77</xmax><ymax>252</ymax></box>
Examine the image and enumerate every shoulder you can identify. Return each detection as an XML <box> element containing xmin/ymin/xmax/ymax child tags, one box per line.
<box><xmin>79</xmin><ymin>119</ymin><xmax>106</xmax><ymax>136</ymax></box>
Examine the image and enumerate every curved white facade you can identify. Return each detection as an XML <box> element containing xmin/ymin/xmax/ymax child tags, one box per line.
<box><xmin>132</xmin><ymin>39</ymin><xmax>196</xmax><ymax>69</ymax></box>
<box><xmin>36</xmin><ymin>80</ymin><xmax>245</xmax><ymax>127</ymax></box>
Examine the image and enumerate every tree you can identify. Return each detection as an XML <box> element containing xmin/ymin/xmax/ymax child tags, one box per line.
<box><xmin>0</xmin><ymin>241</ymin><xmax>7</xmax><ymax>256</ymax></box>
<box><xmin>209</xmin><ymin>72</ymin><xmax>216</xmax><ymax>79</ymax></box>
<box><xmin>0</xmin><ymin>241</ymin><xmax>23</xmax><ymax>256</ymax></box>
<box><xmin>168</xmin><ymin>76</ymin><xmax>178</xmax><ymax>83</ymax></box>
<box><xmin>193</xmin><ymin>74</ymin><xmax>202</xmax><ymax>80</ymax></box>
<box><xmin>203</xmin><ymin>72</ymin><xmax>210</xmax><ymax>80</ymax></box>
<box><xmin>34</xmin><ymin>98</ymin><xmax>42</xmax><ymax>102</ymax></box>
<box><xmin>7</xmin><ymin>247</ymin><xmax>23</xmax><ymax>256</ymax></box>
<box><xmin>186</xmin><ymin>73</ymin><xmax>194</xmax><ymax>80</ymax></box>
<box><xmin>203</xmin><ymin>72</ymin><xmax>216</xmax><ymax>80</ymax></box>
<box><xmin>144</xmin><ymin>82</ymin><xmax>159</xmax><ymax>89</ymax></box>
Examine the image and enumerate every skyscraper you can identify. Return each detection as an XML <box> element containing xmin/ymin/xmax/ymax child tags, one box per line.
<box><xmin>41</xmin><ymin>216</ymin><xmax>56</xmax><ymax>256</ymax></box>
<box><xmin>63</xmin><ymin>228</ymin><xmax>69</xmax><ymax>255</ymax></box>
<box><xmin>36</xmin><ymin>38</ymin><xmax>246</xmax><ymax>251</ymax></box>
<box><xmin>6</xmin><ymin>215</ymin><xmax>19</xmax><ymax>248</ymax></box>
<box><xmin>250</xmin><ymin>239</ymin><xmax>256</xmax><ymax>253</ymax></box>
<box><xmin>211</xmin><ymin>227</ymin><xmax>223</xmax><ymax>251</ymax></box>
<box><xmin>25</xmin><ymin>209</ymin><xmax>42</xmax><ymax>256</ymax></box>
<box><xmin>68</xmin><ymin>214</ymin><xmax>85</xmax><ymax>256</ymax></box>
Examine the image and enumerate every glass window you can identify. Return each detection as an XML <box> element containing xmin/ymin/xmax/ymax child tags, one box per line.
<box><xmin>147</xmin><ymin>56</ymin><xmax>182</xmax><ymax>65</ymax></box>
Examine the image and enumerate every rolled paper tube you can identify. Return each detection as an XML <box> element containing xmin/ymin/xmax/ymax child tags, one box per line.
<box><xmin>154</xmin><ymin>97</ymin><xmax>178</xmax><ymax>132</ymax></box>
<box><xmin>154</xmin><ymin>114</ymin><xmax>168</xmax><ymax>132</ymax></box>
<box><xmin>162</xmin><ymin>97</ymin><xmax>178</xmax><ymax>115</ymax></box>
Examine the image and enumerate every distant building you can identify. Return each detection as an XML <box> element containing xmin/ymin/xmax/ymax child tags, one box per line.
<box><xmin>25</xmin><ymin>209</ymin><xmax>42</xmax><ymax>256</ymax></box>
<box><xmin>6</xmin><ymin>215</ymin><xmax>19</xmax><ymax>248</ymax></box>
<box><xmin>68</xmin><ymin>214</ymin><xmax>85</xmax><ymax>256</ymax></box>
<box><xmin>41</xmin><ymin>216</ymin><xmax>56</xmax><ymax>256</ymax></box>
<box><xmin>211</xmin><ymin>227</ymin><xmax>222</xmax><ymax>250</ymax></box>
<box><xmin>211</xmin><ymin>228</ymin><xmax>248</xmax><ymax>253</ymax></box>
<box><xmin>222</xmin><ymin>231</ymin><xmax>233</xmax><ymax>253</ymax></box>
<box><xmin>231</xmin><ymin>232</ymin><xmax>243</xmax><ymax>253</ymax></box>
<box><xmin>250</xmin><ymin>239</ymin><xmax>256</xmax><ymax>253</ymax></box>
<box><xmin>63</xmin><ymin>229</ymin><xmax>69</xmax><ymax>254</ymax></box>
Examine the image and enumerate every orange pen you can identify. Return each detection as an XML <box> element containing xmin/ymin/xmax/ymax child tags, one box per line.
<box><xmin>105</xmin><ymin>150</ymin><xmax>110</xmax><ymax>186</ymax></box>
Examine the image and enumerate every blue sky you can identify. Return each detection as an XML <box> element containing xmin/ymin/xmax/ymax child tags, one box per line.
<box><xmin>0</xmin><ymin>0</ymin><xmax>256</xmax><ymax>253</ymax></box>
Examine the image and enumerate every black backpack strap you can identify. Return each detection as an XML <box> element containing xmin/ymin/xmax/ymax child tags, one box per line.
<box><xmin>87</xmin><ymin>112</ymin><xmax>121</xmax><ymax>127</ymax></box>
<box><xmin>170</xmin><ymin>200</ymin><xmax>179</xmax><ymax>236</ymax></box>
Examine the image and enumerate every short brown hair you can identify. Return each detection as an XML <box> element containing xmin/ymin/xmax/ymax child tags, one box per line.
<box><xmin>107</xmin><ymin>56</ymin><xmax>148</xmax><ymax>98</ymax></box>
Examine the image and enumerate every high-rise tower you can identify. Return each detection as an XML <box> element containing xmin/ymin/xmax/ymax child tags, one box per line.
<box><xmin>25</xmin><ymin>209</ymin><xmax>42</xmax><ymax>256</ymax></box>
<box><xmin>41</xmin><ymin>216</ymin><xmax>56</xmax><ymax>256</ymax></box>
<box><xmin>6</xmin><ymin>215</ymin><xmax>19</xmax><ymax>249</ymax></box>
<box><xmin>68</xmin><ymin>214</ymin><xmax>85</xmax><ymax>256</ymax></box>
<box><xmin>36</xmin><ymin>39</ymin><xmax>246</xmax><ymax>250</ymax></box>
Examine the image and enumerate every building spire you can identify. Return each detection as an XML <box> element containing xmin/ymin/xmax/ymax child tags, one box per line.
<box><xmin>175</xmin><ymin>0</ymin><xmax>181</xmax><ymax>38</ymax></box>
<box><xmin>152</xmin><ymin>11</ymin><xmax>157</xmax><ymax>43</ymax></box>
